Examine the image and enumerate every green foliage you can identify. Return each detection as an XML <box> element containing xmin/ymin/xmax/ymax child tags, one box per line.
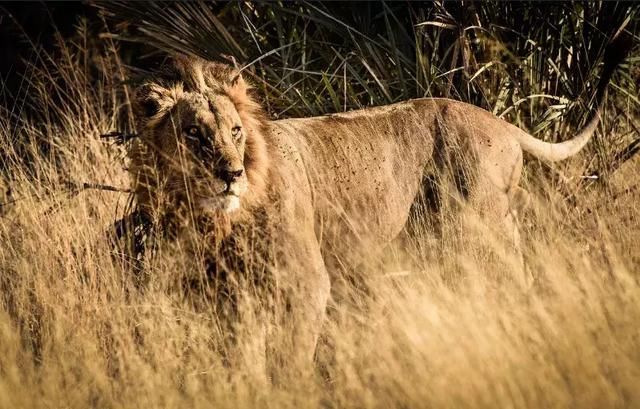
<box><xmin>102</xmin><ymin>2</ymin><xmax>637</xmax><ymax>124</ymax></box>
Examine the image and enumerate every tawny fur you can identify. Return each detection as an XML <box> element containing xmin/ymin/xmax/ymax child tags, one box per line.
<box><xmin>128</xmin><ymin>49</ymin><xmax>624</xmax><ymax>378</ymax></box>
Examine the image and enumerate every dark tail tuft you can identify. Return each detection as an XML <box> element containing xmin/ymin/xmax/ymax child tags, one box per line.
<box><xmin>604</xmin><ymin>31</ymin><xmax>634</xmax><ymax>70</ymax></box>
<box><xmin>597</xmin><ymin>31</ymin><xmax>634</xmax><ymax>100</ymax></box>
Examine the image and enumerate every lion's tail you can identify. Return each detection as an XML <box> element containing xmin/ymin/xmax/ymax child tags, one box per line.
<box><xmin>514</xmin><ymin>32</ymin><xmax>632</xmax><ymax>162</ymax></box>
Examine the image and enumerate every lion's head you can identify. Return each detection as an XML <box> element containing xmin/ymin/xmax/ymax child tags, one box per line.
<box><xmin>129</xmin><ymin>57</ymin><xmax>269</xmax><ymax>235</ymax></box>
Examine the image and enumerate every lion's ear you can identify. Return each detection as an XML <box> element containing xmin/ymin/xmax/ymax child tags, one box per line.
<box><xmin>133</xmin><ymin>83</ymin><xmax>174</xmax><ymax>119</ymax></box>
<box><xmin>228</xmin><ymin>72</ymin><xmax>250</xmax><ymax>94</ymax></box>
<box><xmin>138</xmin><ymin>96</ymin><xmax>161</xmax><ymax>118</ymax></box>
<box><xmin>230</xmin><ymin>72</ymin><xmax>242</xmax><ymax>87</ymax></box>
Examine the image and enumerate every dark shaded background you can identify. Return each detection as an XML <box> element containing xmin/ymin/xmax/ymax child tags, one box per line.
<box><xmin>0</xmin><ymin>2</ymin><xmax>94</xmax><ymax>99</ymax></box>
<box><xmin>2</xmin><ymin>2</ymin><xmax>636</xmax><ymax>130</ymax></box>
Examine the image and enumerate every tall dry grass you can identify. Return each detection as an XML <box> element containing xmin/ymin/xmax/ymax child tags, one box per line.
<box><xmin>1</xmin><ymin>5</ymin><xmax>640</xmax><ymax>409</ymax></box>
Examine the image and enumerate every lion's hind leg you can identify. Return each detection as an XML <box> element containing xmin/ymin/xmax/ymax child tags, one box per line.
<box><xmin>461</xmin><ymin>180</ymin><xmax>532</xmax><ymax>288</ymax></box>
<box><xmin>405</xmin><ymin>167</ymin><xmax>530</xmax><ymax>287</ymax></box>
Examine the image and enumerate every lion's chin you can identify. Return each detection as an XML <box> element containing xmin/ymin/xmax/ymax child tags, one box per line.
<box><xmin>197</xmin><ymin>194</ymin><xmax>241</xmax><ymax>214</ymax></box>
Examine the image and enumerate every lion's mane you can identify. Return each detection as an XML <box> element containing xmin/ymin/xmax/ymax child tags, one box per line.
<box><xmin>129</xmin><ymin>57</ymin><xmax>272</xmax><ymax>229</ymax></box>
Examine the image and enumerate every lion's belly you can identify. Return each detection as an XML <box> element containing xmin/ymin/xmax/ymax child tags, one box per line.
<box><xmin>313</xmin><ymin>150</ymin><xmax>423</xmax><ymax>268</ymax></box>
<box><xmin>314</xmin><ymin>181</ymin><xmax>419</xmax><ymax>270</ymax></box>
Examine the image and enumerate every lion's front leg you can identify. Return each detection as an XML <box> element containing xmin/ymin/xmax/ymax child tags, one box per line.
<box><xmin>267</xmin><ymin>231</ymin><xmax>331</xmax><ymax>383</ymax></box>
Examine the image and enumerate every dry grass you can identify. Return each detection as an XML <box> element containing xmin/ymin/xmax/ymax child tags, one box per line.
<box><xmin>1</xmin><ymin>20</ymin><xmax>640</xmax><ymax>409</ymax></box>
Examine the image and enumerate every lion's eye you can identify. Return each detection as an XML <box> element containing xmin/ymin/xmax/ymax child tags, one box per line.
<box><xmin>184</xmin><ymin>126</ymin><xmax>201</xmax><ymax>139</ymax></box>
<box><xmin>231</xmin><ymin>126</ymin><xmax>242</xmax><ymax>140</ymax></box>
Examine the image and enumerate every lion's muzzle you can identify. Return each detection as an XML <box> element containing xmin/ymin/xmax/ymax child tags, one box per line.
<box><xmin>197</xmin><ymin>172</ymin><xmax>247</xmax><ymax>214</ymax></box>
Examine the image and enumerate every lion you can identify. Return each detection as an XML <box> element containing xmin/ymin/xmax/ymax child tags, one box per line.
<box><xmin>127</xmin><ymin>37</ymin><xmax>627</xmax><ymax>377</ymax></box>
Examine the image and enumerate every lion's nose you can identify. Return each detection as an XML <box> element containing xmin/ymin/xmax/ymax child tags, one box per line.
<box><xmin>217</xmin><ymin>167</ymin><xmax>244</xmax><ymax>185</ymax></box>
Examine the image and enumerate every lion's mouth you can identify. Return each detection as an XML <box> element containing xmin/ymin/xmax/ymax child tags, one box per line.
<box><xmin>171</xmin><ymin>178</ymin><xmax>247</xmax><ymax>214</ymax></box>
<box><xmin>197</xmin><ymin>193</ymin><xmax>241</xmax><ymax>214</ymax></box>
